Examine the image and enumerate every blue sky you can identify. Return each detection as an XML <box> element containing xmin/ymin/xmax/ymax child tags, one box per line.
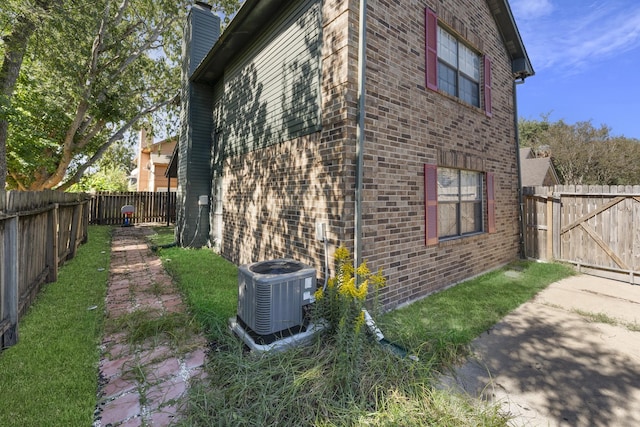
<box><xmin>510</xmin><ymin>0</ymin><xmax>640</xmax><ymax>140</ymax></box>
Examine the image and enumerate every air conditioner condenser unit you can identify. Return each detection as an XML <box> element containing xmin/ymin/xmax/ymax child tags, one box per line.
<box><xmin>235</xmin><ymin>259</ymin><xmax>316</xmax><ymax>346</ymax></box>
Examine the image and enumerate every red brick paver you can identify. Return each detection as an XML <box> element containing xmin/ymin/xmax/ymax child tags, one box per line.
<box><xmin>94</xmin><ymin>226</ymin><xmax>208</xmax><ymax>427</ymax></box>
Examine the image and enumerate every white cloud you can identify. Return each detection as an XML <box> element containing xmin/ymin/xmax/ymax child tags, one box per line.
<box><xmin>510</xmin><ymin>0</ymin><xmax>554</xmax><ymax>19</ymax></box>
<box><xmin>513</xmin><ymin>1</ymin><xmax>640</xmax><ymax>73</ymax></box>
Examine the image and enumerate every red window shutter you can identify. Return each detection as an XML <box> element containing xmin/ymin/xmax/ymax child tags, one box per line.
<box><xmin>424</xmin><ymin>164</ymin><xmax>438</xmax><ymax>245</ymax></box>
<box><xmin>484</xmin><ymin>55</ymin><xmax>492</xmax><ymax>117</ymax></box>
<box><xmin>425</xmin><ymin>8</ymin><xmax>438</xmax><ymax>91</ymax></box>
<box><xmin>486</xmin><ymin>172</ymin><xmax>496</xmax><ymax>233</ymax></box>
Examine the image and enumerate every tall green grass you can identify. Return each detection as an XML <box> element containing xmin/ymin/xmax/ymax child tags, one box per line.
<box><xmin>378</xmin><ymin>260</ymin><xmax>575</xmax><ymax>364</ymax></box>
<box><xmin>178</xmin><ymin>329</ymin><xmax>507</xmax><ymax>427</ymax></box>
<box><xmin>148</xmin><ymin>227</ymin><xmax>238</xmax><ymax>338</ymax></box>
<box><xmin>0</xmin><ymin>226</ymin><xmax>112</xmax><ymax>427</ymax></box>
<box><xmin>158</xmin><ymin>245</ymin><xmax>574</xmax><ymax>426</ymax></box>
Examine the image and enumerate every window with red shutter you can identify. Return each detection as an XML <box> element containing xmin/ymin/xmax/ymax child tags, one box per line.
<box><xmin>425</xmin><ymin>9</ymin><xmax>492</xmax><ymax>112</ymax></box>
<box><xmin>425</xmin><ymin>8</ymin><xmax>438</xmax><ymax>91</ymax></box>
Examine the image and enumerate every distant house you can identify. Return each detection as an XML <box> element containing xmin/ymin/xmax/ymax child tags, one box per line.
<box><xmin>131</xmin><ymin>129</ymin><xmax>177</xmax><ymax>192</ymax></box>
<box><xmin>174</xmin><ymin>0</ymin><xmax>534</xmax><ymax>309</ymax></box>
<box><xmin>519</xmin><ymin>148</ymin><xmax>560</xmax><ymax>187</ymax></box>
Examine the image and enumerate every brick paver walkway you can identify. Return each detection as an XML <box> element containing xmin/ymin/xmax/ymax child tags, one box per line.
<box><xmin>94</xmin><ymin>226</ymin><xmax>207</xmax><ymax>427</ymax></box>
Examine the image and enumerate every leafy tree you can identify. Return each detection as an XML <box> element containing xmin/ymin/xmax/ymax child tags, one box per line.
<box><xmin>0</xmin><ymin>0</ymin><xmax>60</xmax><ymax>189</ymax></box>
<box><xmin>518</xmin><ymin>116</ymin><xmax>550</xmax><ymax>148</ymax></box>
<box><xmin>1</xmin><ymin>0</ymin><xmax>242</xmax><ymax>191</ymax></box>
<box><xmin>518</xmin><ymin>117</ymin><xmax>640</xmax><ymax>185</ymax></box>
<box><xmin>69</xmin><ymin>165</ymin><xmax>131</xmax><ymax>192</ymax></box>
<box><xmin>67</xmin><ymin>140</ymin><xmax>135</xmax><ymax>192</ymax></box>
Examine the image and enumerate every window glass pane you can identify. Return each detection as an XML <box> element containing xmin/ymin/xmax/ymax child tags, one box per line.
<box><xmin>459</xmin><ymin>76</ymin><xmax>479</xmax><ymax>107</ymax></box>
<box><xmin>438</xmin><ymin>203</ymin><xmax>458</xmax><ymax>238</ymax></box>
<box><xmin>438</xmin><ymin>62</ymin><xmax>457</xmax><ymax>98</ymax></box>
<box><xmin>437</xmin><ymin>168</ymin><xmax>485</xmax><ymax>239</ymax></box>
<box><xmin>459</xmin><ymin>44</ymin><xmax>479</xmax><ymax>81</ymax></box>
<box><xmin>437</xmin><ymin>27</ymin><xmax>457</xmax><ymax>66</ymax></box>
<box><xmin>437</xmin><ymin>26</ymin><xmax>481</xmax><ymax>108</ymax></box>
<box><xmin>437</xmin><ymin>168</ymin><xmax>459</xmax><ymax>202</ymax></box>
<box><xmin>460</xmin><ymin>202</ymin><xmax>483</xmax><ymax>234</ymax></box>
<box><xmin>460</xmin><ymin>170</ymin><xmax>481</xmax><ymax>201</ymax></box>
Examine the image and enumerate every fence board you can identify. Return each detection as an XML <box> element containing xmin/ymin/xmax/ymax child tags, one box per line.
<box><xmin>88</xmin><ymin>191</ymin><xmax>176</xmax><ymax>225</ymax></box>
<box><xmin>524</xmin><ymin>185</ymin><xmax>640</xmax><ymax>283</ymax></box>
<box><xmin>0</xmin><ymin>191</ymin><xmax>89</xmax><ymax>350</ymax></box>
<box><xmin>1</xmin><ymin>216</ymin><xmax>19</xmax><ymax>348</ymax></box>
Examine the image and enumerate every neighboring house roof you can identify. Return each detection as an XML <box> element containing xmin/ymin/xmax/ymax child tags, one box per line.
<box><xmin>166</xmin><ymin>142</ymin><xmax>179</xmax><ymax>179</ymax></box>
<box><xmin>191</xmin><ymin>0</ymin><xmax>534</xmax><ymax>85</ymax></box>
<box><xmin>519</xmin><ymin>148</ymin><xmax>560</xmax><ymax>187</ymax></box>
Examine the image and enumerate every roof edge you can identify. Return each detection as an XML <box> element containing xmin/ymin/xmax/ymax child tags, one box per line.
<box><xmin>191</xmin><ymin>0</ymin><xmax>289</xmax><ymax>84</ymax></box>
<box><xmin>488</xmin><ymin>0</ymin><xmax>534</xmax><ymax>79</ymax></box>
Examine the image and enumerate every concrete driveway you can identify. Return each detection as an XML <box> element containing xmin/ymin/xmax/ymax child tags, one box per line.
<box><xmin>442</xmin><ymin>274</ymin><xmax>640</xmax><ymax>427</ymax></box>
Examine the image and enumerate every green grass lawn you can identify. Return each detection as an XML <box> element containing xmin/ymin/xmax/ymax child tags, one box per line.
<box><xmin>143</xmin><ymin>228</ymin><xmax>575</xmax><ymax>426</ymax></box>
<box><xmin>148</xmin><ymin>227</ymin><xmax>238</xmax><ymax>338</ymax></box>
<box><xmin>378</xmin><ymin>260</ymin><xmax>576</xmax><ymax>364</ymax></box>
<box><xmin>0</xmin><ymin>224</ymin><xmax>576</xmax><ymax>426</ymax></box>
<box><xmin>0</xmin><ymin>226</ymin><xmax>112</xmax><ymax>427</ymax></box>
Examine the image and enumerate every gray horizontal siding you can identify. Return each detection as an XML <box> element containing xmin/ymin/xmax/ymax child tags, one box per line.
<box><xmin>220</xmin><ymin>0</ymin><xmax>322</xmax><ymax>157</ymax></box>
<box><xmin>178</xmin><ymin>5</ymin><xmax>219</xmax><ymax>247</ymax></box>
<box><xmin>189</xmin><ymin>8</ymin><xmax>221</xmax><ymax>76</ymax></box>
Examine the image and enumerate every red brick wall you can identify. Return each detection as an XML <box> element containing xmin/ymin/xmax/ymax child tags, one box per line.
<box><xmin>218</xmin><ymin>0</ymin><xmax>521</xmax><ymax>310</ymax></box>
<box><xmin>361</xmin><ymin>0</ymin><xmax>520</xmax><ymax>307</ymax></box>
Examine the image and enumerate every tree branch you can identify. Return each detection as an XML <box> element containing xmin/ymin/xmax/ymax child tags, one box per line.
<box><xmin>76</xmin><ymin>119</ymin><xmax>107</xmax><ymax>150</ymax></box>
<box><xmin>8</xmin><ymin>171</ymin><xmax>27</xmax><ymax>191</ymax></box>
<box><xmin>56</xmin><ymin>94</ymin><xmax>177</xmax><ymax>191</ymax></box>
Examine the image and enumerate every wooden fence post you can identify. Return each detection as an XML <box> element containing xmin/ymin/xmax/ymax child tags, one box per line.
<box><xmin>67</xmin><ymin>203</ymin><xmax>81</xmax><ymax>260</ymax></box>
<box><xmin>82</xmin><ymin>201</ymin><xmax>89</xmax><ymax>244</ymax></box>
<box><xmin>552</xmin><ymin>190</ymin><xmax>561</xmax><ymax>260</ymax></box>
<box><xmin>546</xmin><ymin>191</ymin><xmax>553</xmax><ymax>260</ymax></box>
<box><xmin>46</xmin><ymin>204</ymin><xmax>59</xmax><ymax>283</ymax></box>
<box><xmin>2</xmin><ymin>216</ymin><xmax>19</xmax><ymax>348</ymax></box>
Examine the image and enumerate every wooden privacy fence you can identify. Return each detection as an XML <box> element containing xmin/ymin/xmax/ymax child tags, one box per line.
<box><xmin>89</xmin><ymin>191</ymin><xmax>176</xmax><ymax>225</ymax></box>
<box><xmin>523</xmin><ymin>185</ymin><xmax>640</xmax><ymax>283</ymax></box>
<box><xmin>0</xmin><ymin>190</ymin><xmax>90</xmax><ymax>349</ymax></box>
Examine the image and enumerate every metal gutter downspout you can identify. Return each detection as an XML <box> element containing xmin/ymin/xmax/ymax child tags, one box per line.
<box><xmin>355</xmin><ymin>0</ymin><xmax>367</xmax><ymax>270</ymax></box>
<box><xmin>514</xmin><ymin>78</ymin><xmax>526</xmax><ymax>259</ymax></box>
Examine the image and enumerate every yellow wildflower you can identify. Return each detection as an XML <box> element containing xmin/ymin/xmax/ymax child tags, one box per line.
<box><xmin>370</xmin><ymin>268</ymin><xmax>387</xmax><ymax>288</ymax></box>
<box><xmin>338</xmin><ymin>277</ymin><xmax>357</xmax><ymax>297</ymax></box>
<box><xmin>355</xmin><ymin>280</ymin><xmax>368</xmax><ymax>300</ymax></box>
<box><xmin>356</xmin><ymin>260</ymin><xmax>370</xmax><ymax>278</ymax></box>
<box><xmin>334</xmin><ymin>245</ymin><xmax>350</xmax><ymax>262</ymax></box>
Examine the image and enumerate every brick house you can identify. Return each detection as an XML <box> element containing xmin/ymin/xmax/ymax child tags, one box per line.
<box><xmin>132</xmin><ymin>129</ymin><xmax>178</xmax><ymax>192</ymax></box>
<box><xmin>175</xmin><ymin>0</ymin><xmax>533</xmax><ymax>309</ymax></box>
<box><xmin>519</xmin><ymin>148</ymin><xmax>560</xmax><ymax>187</ymax></box>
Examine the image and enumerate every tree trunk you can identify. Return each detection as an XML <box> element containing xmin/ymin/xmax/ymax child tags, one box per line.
<box><xmin>0</xmin><ymin>14</ymin><xmax>36</xmax><ymax>189</ymax></box>
<box><xmin>0</xmin><ymin>0</ymin><xmax>58</xmax><ymax>189</ymax></box>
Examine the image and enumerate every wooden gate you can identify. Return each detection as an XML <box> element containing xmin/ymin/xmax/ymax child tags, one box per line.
<box><xmin>523</xmin><ymin>185</ymin><xmax>640</xmax><ymax>283</ymax></box>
